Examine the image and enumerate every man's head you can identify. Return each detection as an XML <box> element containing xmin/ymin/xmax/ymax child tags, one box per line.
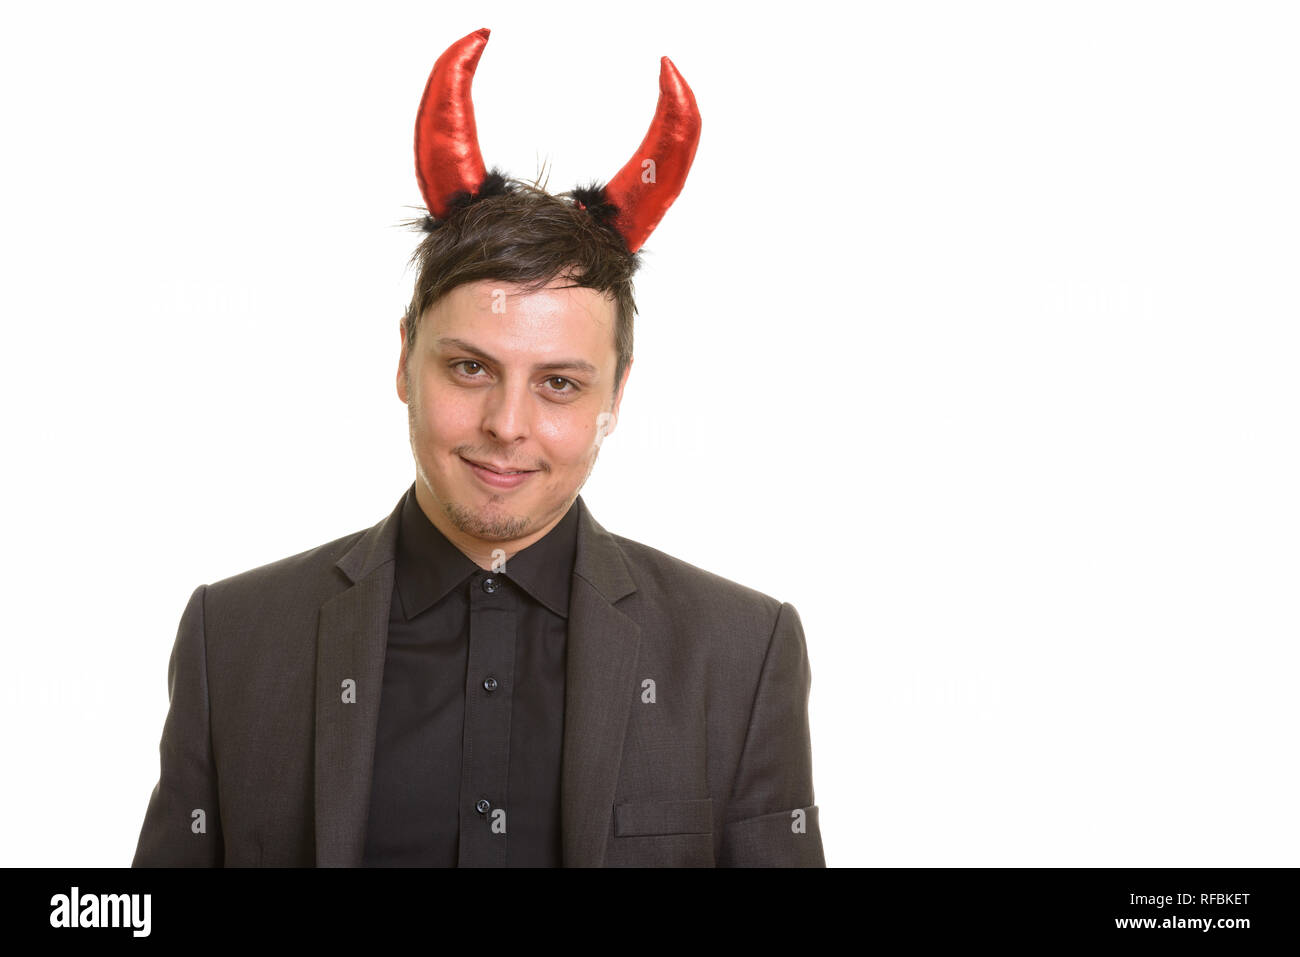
<box><xmin>397</xmin><ymin>184</ymin><xmax>638</xmax><ymax>566</ymax></box>
<box><xmin>395</xmin><ymin>25</ymin><xmax>700</xmax><ymax>567</ymax></box>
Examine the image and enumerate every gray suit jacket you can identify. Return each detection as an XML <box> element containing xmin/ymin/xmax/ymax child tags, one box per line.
<box><xmin>132</xmin><ymin>490</ymin><xmax>825</xmax><ymax>867</ymax></box>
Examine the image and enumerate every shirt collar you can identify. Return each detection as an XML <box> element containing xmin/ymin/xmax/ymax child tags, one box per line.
<box><xmin>394</xmin><ymin>482</ymin><xmax>580</xmax><ymax>621</ymax></box>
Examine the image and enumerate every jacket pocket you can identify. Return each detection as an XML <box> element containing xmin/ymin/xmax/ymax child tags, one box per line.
<box><xmin>614</xmin><ymin>798</ymin><xmax>713</xmax><ymax>837</ymax></box>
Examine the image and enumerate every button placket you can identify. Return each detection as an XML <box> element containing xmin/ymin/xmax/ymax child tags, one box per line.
<box><xmin>457</xmin><ymin>570</ymin><xmax>516</xmax><ymax>865</ymax></box>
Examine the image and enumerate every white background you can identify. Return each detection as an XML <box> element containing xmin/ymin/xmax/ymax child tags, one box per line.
<box><xmin>2</xmin><ymin>0</ymin><xmax>1297</xmax><ymax>867</ymax></box>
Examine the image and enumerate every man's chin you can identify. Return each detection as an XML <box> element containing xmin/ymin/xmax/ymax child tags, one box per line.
<box><xmin>444</xmin><ymin>497</ymin><xmax>532</xmax><ymax>541</ymax></box>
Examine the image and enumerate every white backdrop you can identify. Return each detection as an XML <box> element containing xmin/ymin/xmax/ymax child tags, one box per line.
<box><xmin>1</xmin><ymin>0</ymin><xmax>1297</xmax><ymax>867</ymax></box>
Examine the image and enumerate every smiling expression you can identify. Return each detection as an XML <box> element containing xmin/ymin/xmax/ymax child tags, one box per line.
<box><xmin>397</xmin><ymin>276</ymin><xmax>631</xmax><ymax>568</ymax></box>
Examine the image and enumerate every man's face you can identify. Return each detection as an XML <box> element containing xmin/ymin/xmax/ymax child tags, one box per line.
<box><xmin>397</xmin><ymin>276</ymin><xmax>630</xmax><ymax>566</ymax></box>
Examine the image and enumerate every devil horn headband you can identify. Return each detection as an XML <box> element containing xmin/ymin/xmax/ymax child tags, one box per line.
<box><xmin>414</xmin><ymin>27</ymin><xmax>702</xmax><ymax>254</ymax></box>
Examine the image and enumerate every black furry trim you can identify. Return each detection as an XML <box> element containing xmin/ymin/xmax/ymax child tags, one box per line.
<box><xmin>569</xmin><ymin>180</ymin><xmax>622</xmax><ymax>233</ymax></box>
<box><xmin>418</xmin><ymin>167</ymin><xmax>515</xmax><ymax>232</ymax></box>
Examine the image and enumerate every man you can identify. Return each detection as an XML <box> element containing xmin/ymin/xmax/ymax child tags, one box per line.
<box><xmin>132</xmin><ymin>27</ymin><xmax>824</xmax><ymax>867</ymax></box>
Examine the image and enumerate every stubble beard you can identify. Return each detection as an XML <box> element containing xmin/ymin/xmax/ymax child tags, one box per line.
<box><xmin>406</xmin><ymin>385</ymin><xmax>534</xmax><ymax>542</ymax></box>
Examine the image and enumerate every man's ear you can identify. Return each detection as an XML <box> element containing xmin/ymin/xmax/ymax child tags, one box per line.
<box><xmin>396</xmin><ymin>317</ymin><xmax>409</xmax><ymax>403</ymax></box>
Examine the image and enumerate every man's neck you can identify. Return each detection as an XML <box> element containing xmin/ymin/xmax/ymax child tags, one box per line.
<box><xmin>413</xmin><ymin>481</ymin><xmax>569</xmax><ymax>571</ymax></box>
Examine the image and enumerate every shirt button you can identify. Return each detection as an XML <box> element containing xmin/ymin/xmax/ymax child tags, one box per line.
<box><xmin>483</xmin><ymin>676</ymin><xmax>499</xmax><ymax>692</ymax></box>
<box><xmin>482</xmin><ymin>577</ymin><xmax>499</xmax><ymax>594</ymax></box>
<box><xmin>475</xmin><ymin>798</ymin><xmax>491</xmax><ymax>815</ymax></box>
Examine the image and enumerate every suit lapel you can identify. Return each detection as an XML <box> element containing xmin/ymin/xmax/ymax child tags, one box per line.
<box><xmin>561</xmin><ymin>498</ymin><xmax>641</xmax><ymax>866</ymax></box>
<box><xmin>314</xmin><ymin>493</ymin><xmax>403</xmax><ymax>867</ymax></box>
<box><xmin>311</xmin><ymin>489</ymin><xmax>640</xmax><ymax>867</ymax></box>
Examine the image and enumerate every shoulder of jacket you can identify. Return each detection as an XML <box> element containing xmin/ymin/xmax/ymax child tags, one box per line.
<box><xmin>204</xmin><ymin>526</ymin><xmax>369</xmax><ymax>600</ymax></box>
<box><xmin>608</xmin><ymin>532</ymin><xmax>784</xmax><ymax>620</ymax></box>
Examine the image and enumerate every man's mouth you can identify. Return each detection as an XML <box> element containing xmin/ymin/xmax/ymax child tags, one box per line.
<box><xmin>461</xmin><ymin>456</ymin><xmax>536</xmax><ymax>475</ymax></box>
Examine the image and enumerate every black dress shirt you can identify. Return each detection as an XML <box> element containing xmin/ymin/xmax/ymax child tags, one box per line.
<box><xmin>361</xmin><ymin>482</ymin><xmax>579</xmax><ymax>866</ymax></box>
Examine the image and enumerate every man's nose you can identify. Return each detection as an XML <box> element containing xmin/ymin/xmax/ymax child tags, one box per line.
<box><xmin>480</xmin><ymin>379</ymin><xmax>531</xmax><ymax>443</ymax></box>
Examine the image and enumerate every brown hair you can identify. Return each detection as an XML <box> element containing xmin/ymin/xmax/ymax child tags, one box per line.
<box><xmin>400</xmin><ymin>178</ymin><xmax>640</xmax><ymax>400</ymax></box>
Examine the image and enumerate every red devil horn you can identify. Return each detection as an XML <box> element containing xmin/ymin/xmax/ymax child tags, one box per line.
<box><xmin>602</xmin><ymin>56</ymin><xmax>702</xmax><ymax>254</ymax></box>
<box><xmin>415</xmin><ymin>27</ymin><xmax>490</xmax><ymax>219</ymax></box>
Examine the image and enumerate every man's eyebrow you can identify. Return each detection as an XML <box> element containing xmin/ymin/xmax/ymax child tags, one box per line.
<box><xmin>435</xmin><ymin>337</ymin><xmax>599</xmax><ymax>376</ymax></box>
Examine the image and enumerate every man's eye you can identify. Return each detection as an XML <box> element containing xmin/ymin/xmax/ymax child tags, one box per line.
<box><xmin>452</xmin><ymin>363</ymin><xmax>575</xmax><ymax>394</ymax></box>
